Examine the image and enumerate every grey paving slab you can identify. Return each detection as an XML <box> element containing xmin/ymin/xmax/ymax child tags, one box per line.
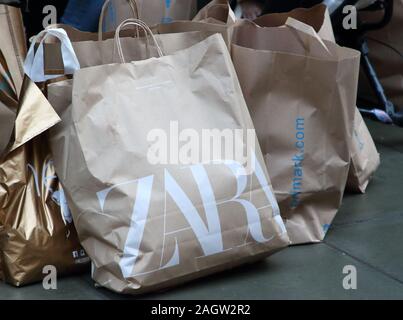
<box><xmin>366</xmin><ymin>119</ymin><xmax>403</xmax><ymax>153</ymax></box>
<box><xmin>332</xmin><ymin>117</ymin><xmax>403</xmax><ymax>226</ymax></box>
<box><xmin>0</xmin><ymin>274</ymin><xmax>105</xmax><ymax>300</ymax></box>
<box><xmin>325</xmin><ymin>215</ymin><xmax>403</xmax><ymax>285</ymax></box>
<box><xmin>333</xmin><ymin>144</ymin><xmax>403</xmax><ymax>226</ymax></box>
<box><xmin>145</xmin><ymin>244</ymin><xmax>403</xmax><ymax>300</ymax></box>
<box><xmin>63</xmin><ymin>244</ymin><xmax>403</xmax><ymax>300</ymax></box>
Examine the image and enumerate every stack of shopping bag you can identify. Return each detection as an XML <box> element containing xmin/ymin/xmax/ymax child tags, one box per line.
<box><xmin>0</xmin><ymin>0</ymin><xmax>381</xmax><ymax>294</ymax></box>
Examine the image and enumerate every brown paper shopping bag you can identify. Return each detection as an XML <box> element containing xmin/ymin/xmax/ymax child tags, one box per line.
<box><xmin>347</xmin><ymin>108</ymin><xmax>381</xmax><ymax>193</ymax></box>
<box><xmin>43</xmin><ymin>0</ymin><xmax>219</xmax><ymax>74</ymax></box>
<box><xmin>152</xmin><ymin>0</ymin><xmax>236</xmax><ymax>47</ymax></box>
<box><xmin>0</xmin><ymin>77</ymin><xmax>89</xmax><ymax>287</ymax></box>
<box><xmin>252</xmin><ymin>5</ymin><xmax>380</xmax><ymax>193</ymax></box>
<box><xmin>44</xmin><ymin>27</ymin><xmax>220</xmax><ymax>72</ymax></box>
<box><xmin>232</xmin><ymin>18</ymin><xmax>361</xmax><ymax>244</ymax></box>
<box><xmin>254</xmin><ymin>4</ymin><xmax>335</xmax><ymax>42</ymax></box>
<box><xmin>70</xmin><ymin>23</ymin><xmax>219</xmax><ymax>68</ymax></box>
<box><xmin>42</xmin><ymin>0</ymin><xmax>140</xmax><ymax>76</ymax></box>
<box><xmin>346</xmin><ymin>109</ymin><xmax>380</xmax><ymax>193</ymax></box>
<box><xmin>0</xmin><ymin>5</ymin><xmax>27</xmax><ymax>95</ymax></box>
<box><xmin>48</xmin><ymin>20</ymin><xmax>289</xmax><ymax>294</ymax></box>
<box><xmin>193</xmin><ymin>0</ymin><xmax>236</xmax><ymax>24</ymax></box>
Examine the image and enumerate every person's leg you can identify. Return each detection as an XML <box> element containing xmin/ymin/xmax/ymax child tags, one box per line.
<box><xmin>61</xmin><ymin>0</ymin><xmax>104</xmax><ymax>32</ymax></box>
<box><xmin>21</xmin><ymin>0</ymin><xmax>69</xmax><ymax>38</ymax></box>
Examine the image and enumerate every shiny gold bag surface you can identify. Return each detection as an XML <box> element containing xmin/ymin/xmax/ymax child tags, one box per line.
<box><xmin>0</xmin><ymin>78</ymin><xmax>89</xmax><ymax>287</ymax></box>
<box><xmin>0</xmin><ymin>49</ymin><xmax>19</xmax><ymax>280</ymax></box>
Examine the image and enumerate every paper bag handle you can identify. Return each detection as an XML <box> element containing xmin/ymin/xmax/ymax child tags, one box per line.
<box><xmin>99</xmin><ymin>0</ymin><xmax>140</xmax><ymax>41</ymax></box>
<box><xmin>285</xmin><ymin>17</ymin><xmax>331</xmax><ymax>56</ymax></box>
<box><xmin>197</xmin><ymin>4</ymin><xmax>236</xmax><ymax>24</ymax></box>
<box><xmin>24</xmin><ymin>28</ymin><xmax>80</xmax><ymax>82</ymax></box>
<box><xmin>114</xmin><ymin>19</ymin><xmax>164</xmax><ymax>63</ymax></box>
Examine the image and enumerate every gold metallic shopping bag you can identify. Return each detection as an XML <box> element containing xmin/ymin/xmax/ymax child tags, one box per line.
<box><xmin>0</xmin><ymin>78</ymin><xmax>89</xmax><ymax>287</ymax></box>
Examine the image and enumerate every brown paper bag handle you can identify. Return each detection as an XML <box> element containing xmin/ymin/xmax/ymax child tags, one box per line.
<box><xmin>193</xmin><ymin>0</ymin><xmax>236</xmax><ymax>25</ymax></box>
<box><xmin>114</xmin><ymin>19</ymin><xmax>164</xmax><ymax>63</ymax></box>
<box><xmin>99</xmin><ymin>0</ymin><xmax>140</xmax><ymax>41</ymax></box>
<box><xmin>285</xmin><ymin>17</ymin><xmax>331</xmax><ymax>56</ymax></box>
<box><xmin>194</xmin><ymin>4</ymin><xmax>236</xmax><ymax>25</ymax></box>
